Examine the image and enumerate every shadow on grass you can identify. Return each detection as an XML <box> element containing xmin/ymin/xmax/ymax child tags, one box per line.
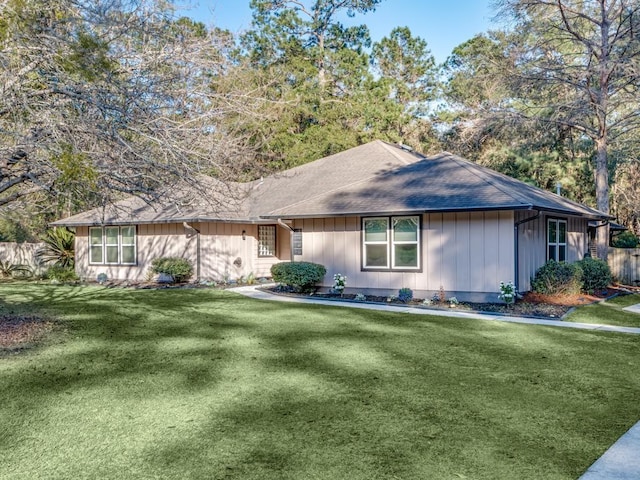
<box><xmin>1</xmin><ymin>284</ymin><xmax>639</xmax><ymax>479</ymax></box>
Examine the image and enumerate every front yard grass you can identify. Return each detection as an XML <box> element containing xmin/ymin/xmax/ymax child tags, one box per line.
<box><xmin>565</xmin><ymin>293</ymin><xmax>640</xmax><ymax>327</ymax></box>
<box><xmin>1</xmin><ymin>283</ymin><xmax>639</xmax><ymax>480</ymax></box>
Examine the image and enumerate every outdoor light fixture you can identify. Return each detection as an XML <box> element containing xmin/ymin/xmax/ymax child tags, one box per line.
<box><xmin>242</xmin><ymin>230</ymin><xmax>246</xmax><ymax>240</ymax></box>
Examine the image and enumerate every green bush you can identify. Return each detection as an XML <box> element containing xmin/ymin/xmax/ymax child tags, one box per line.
<box><xmin>531</xmin><ymin>260</ymin><xmax>583</xmax><ymax>295</ymax></box>
<box><xmin>577</xmin><ymin>257</ymin><xmax>612</xmax><ymax>293</ymax></box>
<box><xmin>150</xmin><ymin>257</ymin><xmax>194</xmax><ymax>283</ymax></box>
<box><xmin>270</xmin><ymin>262</ymin><xmax>326</xmax><ymax>292</ymax></box>
<box><xmin>398</xmin><ymin>287</ymin><xmax>413</xmax><ymax>303</ymax></box>
<box><xmin>611</xmin><ymin>231</ymin><xmax>639</xmax><ymax>248</ymax></box>
<box><xmin>46</xmin><ymin>265</ymin><xmax>78</xmax><ymax>282</ymax></box>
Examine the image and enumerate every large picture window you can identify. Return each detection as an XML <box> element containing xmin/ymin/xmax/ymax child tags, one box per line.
<box><xmin>89</xmin><ymin>226</ymin><xmax>137</xmax><ymax>265</ymax></box>
<box><xmin>363</xmin><ymin>216</ymin><xmax>420</xmax><ymax>270</ymax></box>
<box><xmin>547</xmin><ymin>218</ymin><xmax>567</xmax><ymax>262</ymax></box>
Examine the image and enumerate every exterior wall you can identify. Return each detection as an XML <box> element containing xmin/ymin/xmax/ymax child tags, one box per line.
<box><xmin>292</xmin><ymin>212</ymin><xmax>515</xmax><ymax>302</ymax></box>
<box><xmin>75</xmin><ymin>222</ymin><xmax>291</xmax><ymax>282</ymax></box>
<box><xmin>516</xmin><ymin>211</ymin><xmax>589</xmax><ymax>292</ymax></box>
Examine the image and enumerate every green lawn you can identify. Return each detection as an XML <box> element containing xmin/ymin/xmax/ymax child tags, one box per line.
<box><xmin>565</xmin><ymin>293</ymin><xmax>640</xmax><ymax>327</ymax></box>
<box><xmin>1</xmin><ymin>284</ymin><xmax>639</xmax><ymax>480</ymax></box>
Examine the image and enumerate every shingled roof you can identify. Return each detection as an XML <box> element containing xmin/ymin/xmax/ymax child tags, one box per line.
<box><xmin>52</xmin><ymin>140</ymin><xmax>610</xmax><ymax>227</ymax></box>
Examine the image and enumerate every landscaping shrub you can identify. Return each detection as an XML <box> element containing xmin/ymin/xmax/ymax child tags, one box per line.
<box><xmin>36</xmin><ymin>228</ymin><xmax>75</xmax><ymax>268</ymax></box>
<box><xmin>150</xmin><ymin>257</ymin><xmax>194</xmax><ymax>283</ymax></box>
<box><xmin>611</xmin><ymin>231</ymin><xmax>639</xmax><ymax>248</ymax></box>
<box><xmin>398</xmin><ymin>287</ymin><xmax>413</xmax><ymax>303</ymax></box>
<box><xmin>270</xmin><ymin>262</ymin><xmax>326</xmax><ymax>292</ymax></box>
<box><xmin>46</xmin><ymin>265</ymin><xmax>78</xmax><ymax>282</ymax></box>
<box><xmin>577</xmin><ymin>257</ymin><xmax>612</xmax><ymax>293</ymax></box>
<box><xmin>531</xmin><ymin>260</ymin><xmax>583</xmax><ymax>295</ymax></box>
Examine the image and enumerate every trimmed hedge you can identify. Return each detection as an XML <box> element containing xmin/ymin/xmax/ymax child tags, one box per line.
<box><xmin>577</xmin><ymin>257</ymin><xmax>612</xmax><ymax>293</ymax></box>
<box><xmin>531</xmin><ymin>260</ymin><xmax>583</xmax><ymax>295</ymax></box>
<box><xmin>271</xmin><ymin>262</ymin><xmax>326</xmax><ymax>292</ymax></box>
<box><xmin>150</xmin><ymin>257</ymin><xmax>194</xmax><ymax>283</ymax></box>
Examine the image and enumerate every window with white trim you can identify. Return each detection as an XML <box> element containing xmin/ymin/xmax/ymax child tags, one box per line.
<box><xmin>89</xmin><ymin>226</ymin><xmax>137</xmax><ymax>265</ymax></box>
<box><xmin>258</xmin><ymin>225</ymin><xmax>276</xmax><ymax>257</ymax></box>
<box><xmin>547</xmin><ymin>218</ymin><xmax>567</xmax><ymax>262</ymax></box>
<box><xmin>363</xmin><ymin>216</ymin><xmax>420</xmax><ymax>270</ymax></box>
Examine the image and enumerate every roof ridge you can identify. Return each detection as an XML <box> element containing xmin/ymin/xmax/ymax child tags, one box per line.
<box><xmin>440</xmin><ymin>153</ymin><xmax>533</xmax><ymax>207</ymax></box>
<box><xmin>379</xmin><ymin>141</ymin><xmax>425</xmax><ymax>164</ymax></box>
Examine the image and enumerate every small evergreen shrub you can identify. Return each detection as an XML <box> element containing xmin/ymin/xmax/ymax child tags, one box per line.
<box><xmin>398</xmin><ymin>287</ymin><xmax>413</xmax><ymax>303</ymax></box>
<box><xmin>611</xmin><ymin>231</ymin><xmax>639</xmax><ymax>248</ymax></box>
<box><xmin>531</xmin><ymin>260</ymin><xmax>583</xmax><ymax>295</ymax></box>
<box><xmin>150</xmin><ymin>257</ymin><xmax>194</xmax><ymax>283</ymax></box>
<box><xmin>577</xmin><ymin>257</ymin><xmax>612</xmax><ymax>293</ymax></box>
<box><xmin>46</xmin><ymin>265</ymin><xmax>78</xmax><ymax>282</ymax></box>
<box><xmin>270</xmin><ymin>262</ymin><xmax>326</xmax><ymax>292</ymax></box>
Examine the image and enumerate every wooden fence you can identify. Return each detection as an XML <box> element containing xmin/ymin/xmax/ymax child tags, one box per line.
<box><xmin>0</xmin><ymin>242</ymin><xmax>47</xmax><ymax>275</ymax></box>
<box><xmin>608</xmin><ymin>247</ymin><xmax>640</xmax><ymax>286</ymax></box>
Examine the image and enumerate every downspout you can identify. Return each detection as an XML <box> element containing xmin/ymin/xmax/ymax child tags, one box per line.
<box><xmin>276</xmin><ymin>219</ymin><xmax>295</xmax><ymax>262</ymax></box>
<box><xmin>183</xmin><ymin>222</ymin><xmax>201</xmax><ymax>281</ymax></box>
<box><xmin>514</xmin><ymin>211</ymin><xmax>540</xmax><ymax>294</ymax></box>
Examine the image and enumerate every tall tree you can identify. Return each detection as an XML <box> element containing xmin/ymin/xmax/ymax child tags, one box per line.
<box><xmin>496</xmin><ymin>0</ymin><xmax>640</xmax><ymax>260</ymax></box>
<box><xmin>371</xmin><ymin>26</ymin><xmax>438</xmax><ymax>148</ymax></box>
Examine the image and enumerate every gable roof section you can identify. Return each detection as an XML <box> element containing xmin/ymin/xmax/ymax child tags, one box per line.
<box><xmin>260</xmin><ymin>149</ymin><xmax>609</xmax><ymax>220</ymax></box>
<box><xmin>51</xmin><ymin>141</ymin><xmax>610</xmax><ymax>227</ymax></box>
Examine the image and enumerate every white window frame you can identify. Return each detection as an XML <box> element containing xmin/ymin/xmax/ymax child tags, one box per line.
<box><xmin>89</xmin><ymin>226</ymin><xmax>137</xmax><ymax>265</ymax></box>
<box><xmin>363</xmin><ymin>217</ymin><xmax>390</xmax><ymax>269</ymax></box>
<box><xmin>258</xmin><ymin>225</ymin><xmax>276</xmax><ymax>257</ymax></box>
<box><xmin>391</xmin><ymin>216</ymin><xmax>421</xmax><ymax>269</ymax></box>
<box><xmin>547</xmin><ymin>218</ymin><xmax>567</xmax><ymax>262</ymax></box>
<box><xmin>362</xmin><ymin>216</ymin><xmax>421</xmax><ymax>271</ymax></box>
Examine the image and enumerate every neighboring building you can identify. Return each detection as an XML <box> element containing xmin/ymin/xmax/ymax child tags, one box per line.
<box><xmin>52</xmin><ymin>141</ymin><xmax>611</xmax><ymax>301</ymax></box>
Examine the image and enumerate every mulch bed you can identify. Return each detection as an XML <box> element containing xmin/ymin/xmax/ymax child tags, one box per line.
<box><xmin>0</xmin><ymin>314</ymin><xmax>56</xmax><ymax>354</ymax></box>
<box><xmin>265</xmin><ymin>286</ymin><xmax>628</xmax><ymax>320</ymax></box>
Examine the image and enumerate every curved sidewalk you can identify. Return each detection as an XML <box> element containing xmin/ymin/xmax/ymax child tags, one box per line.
<box><xmin>230</xmin><ymin>285</ymin><xmax>640</xmax><ymax>335</ymax></box>
<box><xmin>230</xmin><ymin>284</ymin><xmax>640</xmax><ymax>480</ymax></box>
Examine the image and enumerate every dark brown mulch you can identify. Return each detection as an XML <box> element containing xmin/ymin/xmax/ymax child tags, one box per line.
<box><xmin>0</xmin><ymin>314</ymin><xmax>56</xmax><ymax>353</ymax></box>
<box><xmin>265</xmin><ymin>286</ymin><xmax>627</xmax><ymax>319</ymax></box>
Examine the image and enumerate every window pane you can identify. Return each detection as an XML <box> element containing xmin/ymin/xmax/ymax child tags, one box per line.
<box><xmin>393</xmin><ymin>217</ymin><xmax>418</xmax><ymax>242</ymax></box>
<box><xmin>558</xmin><ymin>245</ymin><xmax>566</xmax><ymax>262</ymax></box>
<box><xmin>106</xmin><ymin>227</ymin><xmax>119</xmax><ymax>245</ymax></box>
<box><xmin>365</xmin><ymin>245</ymin><xmax>387</xmax><ymax>267</ymax></box>
<box><xmin>121</xmin><ymin>226</ymin><xmax>135</xmax><ymax>244</ymax></box>
<box><xmin>364</xmin><ymin>219</ymin><xmax>388</xmax><ymax>242</ymax></box>
<box><xmin>558</xmin><ymin>221</ymin><xmax>566</xmax><ymax>244</ymax></box>
<box><xmin>121</xmin><ymin>246</ymin><xmax>135</xmax><ymax>264</ymax></box>
<box><xmin>394</xmin><ymin>245</ymin><xmax>418</xmax><ymax>267</ymax></box>
<box><xmin>90</xmin><ymin>228</ymin><xmax>103</xmax><ymax>245</ymax></box>
<box><xmin>106</xmin><ymin>245</ymin><xmax>119</xmax><ymax>263</ymax></box>
<box><xmin>548</xmin><ymin>220</ymin><xmax>557</xmax><ymax>243</ymax></box>
<box><xmin>90</xmin><ymin>246</ymin><xmax>103</xmax><ymax>264</ymax></box>
<box><xmin>548</xmin><ymin>245</ymin><xmax>557</xmax><ymax>261</ymax></box>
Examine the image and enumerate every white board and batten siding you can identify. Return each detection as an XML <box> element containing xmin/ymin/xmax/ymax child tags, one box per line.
<box><xmin>516</xmin><ymin>211</ymin><xmax>589</xmax><ymax>292</ymax></box>
<box><xmin>292</xmin><ymin>212</ymin><xmax>515</xmax><ymax>301</ymax></box>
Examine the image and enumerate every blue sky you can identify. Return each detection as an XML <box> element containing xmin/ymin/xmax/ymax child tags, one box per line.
<box><xmin>183</xmin><ymin>0</ymin><xmax>497</xmax><ymax>64</ymax></box>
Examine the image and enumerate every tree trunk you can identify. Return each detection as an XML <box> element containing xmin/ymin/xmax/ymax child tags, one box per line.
<box><xmin>595</xmin><ymin>137</ymin><xmax>610</xmax><ymax>261</ymax></box>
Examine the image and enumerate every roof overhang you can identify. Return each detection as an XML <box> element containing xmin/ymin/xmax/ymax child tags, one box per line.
<box><xmin>260</xmin><ymin>204</ymin><xmax>611</xmax><ymax>220</ymax></box>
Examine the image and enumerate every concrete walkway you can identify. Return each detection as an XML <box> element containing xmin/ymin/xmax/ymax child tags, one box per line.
<box><xmin>230</xmin><ymin>285</ymin><xmax>640</xmax><ymax>335</ymax></box>
<box><xmin>230</xmin><ymin>285</ymin><xmax>640</xmax><ymax>480</ymax></box>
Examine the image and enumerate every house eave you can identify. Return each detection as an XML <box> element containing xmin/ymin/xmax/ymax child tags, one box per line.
<box><xmin>259</xmin><ymin>204</ymin><xmax>536</xmax><ymax>220</ymax></box>
<box><xmin>49</xmin><ymin>216</ymin><xmax>274</xmax><ymax>227</ymax></box>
